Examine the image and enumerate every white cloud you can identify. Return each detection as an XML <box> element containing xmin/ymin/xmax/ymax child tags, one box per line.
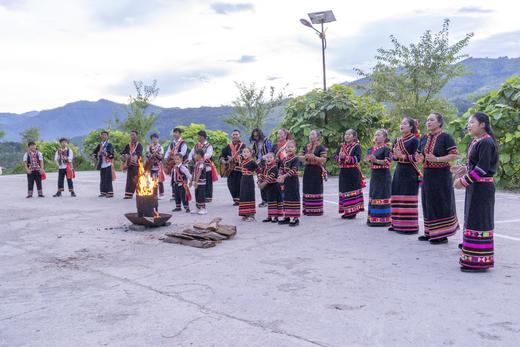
<box><xmin>0</xmin><ymin>0</ymin><xmax>518</xmax><ymax>113</ymax></box>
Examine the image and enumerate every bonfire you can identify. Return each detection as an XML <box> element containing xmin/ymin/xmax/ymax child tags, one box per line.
<box><xmin>136</xmin><ymin>158</ymin><xmax>160</xmax><ymax>218</ymax></box>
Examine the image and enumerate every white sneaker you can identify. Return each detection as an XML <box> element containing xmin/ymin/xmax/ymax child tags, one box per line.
<box><xmin>198</xmin><ymin>209</ymin><xmax>208</xmax><ymax>215</ymax></box>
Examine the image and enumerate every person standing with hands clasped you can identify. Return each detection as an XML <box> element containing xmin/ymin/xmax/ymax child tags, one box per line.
<box><xmin>365</xmin><ymin>129</ymin><xmax>392</xmax><ymax>227</ymax></box>
<box><xmin>238</xmin><ymin>147</ymin><xmax>258</xmax><ymax>221</ymax></box>
<box><xmin>23</xmin><ymin>141</ymin><xmax>45</xmax><ymax>198</ymax></box>
<box><xmin>277</xmin><ymin>140</ymin><xmax>301</xmax><ymax>227</ymax></box>
<box><xmin>453</xmin><ymin>112</ymin><xmax>498</xmax><ymax>272</ymax></box>
<box><xmin>417</xmin><ymin>112</ymin><xmax>459</xmax><ymax>245</ymax></box>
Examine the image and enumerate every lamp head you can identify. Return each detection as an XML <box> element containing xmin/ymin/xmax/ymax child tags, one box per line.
<box><xmin>300</xmin><ymin>18</ymin><xmax>313</xmax><ymax>28</ymax></box>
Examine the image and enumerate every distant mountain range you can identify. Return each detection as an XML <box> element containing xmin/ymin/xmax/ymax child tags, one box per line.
<box><xmin>1</xmin><ymin>57</ymin><xmax>519</xmax><ymax>142</ymax></box>
<box><xmin>0</xmin><ymin>99</ymin><xmax>240</xmax><ymax>142</ymax></box>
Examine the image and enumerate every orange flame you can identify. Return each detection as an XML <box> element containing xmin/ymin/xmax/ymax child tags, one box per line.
<box><xmin>136</xmin><ymin>158</ymin><xmax>158</xmax><ymax>196</ymax></box>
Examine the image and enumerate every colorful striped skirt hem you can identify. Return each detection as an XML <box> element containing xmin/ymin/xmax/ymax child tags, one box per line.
<box><xmin>460</xmin><ymin>228</ymin><xmax>494</xmax><ymax>269</ymax></box>
<box><xmin>390</xmin><ymin>195</ymin><xmax>419</xmax><ymax>233</ymax></box>
<box><xmin>283</xmin><ymin>200</ymin><xmax>301</xmax><ymax>218</ymax></box>
<box><xmin>424</xmin><ymin>215</ymin><xmax>459</xmax><ymax>240</ymax></box>
<box><xmin>339</xmin><ymin>189</ymin><xmax>364</xmax><ymax>217</ymax></box>
<box><xmin>268</xmin><ymin>201</ymin><xmax>283</xmax><ymax>218</ymax></box>
<box><xmin>367</xmin><ymin>198</ymin><xmax>391</xmax><ymax>226</ymax></box>
<box><xmin>239</xmin><ymin>201</ymin><xmax>256</xmax><ymax>216</ymax></box>
<box><xmin>303</xmin><ymin>193</ymin><xmax>324</xmax><ymax>216</ymax></box>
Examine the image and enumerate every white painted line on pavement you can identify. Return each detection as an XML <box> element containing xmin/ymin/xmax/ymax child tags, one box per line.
<box><xmin>495</xmin><ymin>234</ymin><xmax>520</xmax><ymax>241</ymax></box>
<box><xmin>322</xmin><ymin>198</ymin><xmax>520</xmax><ymax>242</ymax></box>
<box><xmin>495</xmin><ymin>219</ymin><xmax>520</xmax><ymax>224</ymax></box>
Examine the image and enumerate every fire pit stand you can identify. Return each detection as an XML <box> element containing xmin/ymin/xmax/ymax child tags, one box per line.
<box><xmin>124</xmin><ymin>212</ymin><xmax>172</xmax><ymax>230</ymax></box>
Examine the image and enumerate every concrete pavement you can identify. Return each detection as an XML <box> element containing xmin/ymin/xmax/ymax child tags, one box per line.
<box><xmin>1</xmin><ymin>171</ymin><xmax>519</xmax><ymax>346</ymax></box>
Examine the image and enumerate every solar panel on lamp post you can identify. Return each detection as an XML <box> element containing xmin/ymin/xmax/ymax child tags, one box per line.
<box><xmin>300</xmin><ymin>10</ymin><xmax>336</xmax><ymax>91</ymax></box>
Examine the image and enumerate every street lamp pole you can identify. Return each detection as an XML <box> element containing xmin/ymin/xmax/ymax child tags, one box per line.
<box><xmin>320</xmin><ymin>21</ymin><xmax>326</xmax><ymax>90</ymax></box>
<box><xmin>300</xmin><ymin>10</ymin><xmax>336</xmax><ymax>91</ymax></box>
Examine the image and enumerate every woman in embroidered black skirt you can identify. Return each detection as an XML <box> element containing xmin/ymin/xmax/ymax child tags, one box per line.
<box><xmin>365</xmin><ymin>129</ymin><xmax>392</xmax><ymax>227</ymax></box>
<box><xmin>299</xmin><ymin>130</ymin><xmax>327</xmax><ymax>216</ymax></box>
<box><xmin>335</xmin><ymin>129</ymin><xmax>364</xmax><ymax>219</ymax></box>
<box><xmin>390</xmin><ymin>118</ymin><xmax>421</xmax><ymax>234</ymax></box>
<box><xmin>453</xmin><ymin>112</ymin><xmax>497</xmax><ymax>272</ymax></box>
<box><xmin>239</xmin><ymin>148</ymin><xmax>258</xmax><ymax>221</ymax></box>
<box><xmin>417</xmin><ymin>112</ymin><xmax>460</xmax><ymax>245</ymax></box>
<box><xmin>277</xmin><ymin>140</ymin><xmax>301</xmax><ymax>227</ymax></box>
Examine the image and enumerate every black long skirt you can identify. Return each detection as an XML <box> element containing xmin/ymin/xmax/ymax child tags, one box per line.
<box><xmin>205</xmin><ymin>171</ymin><xmax>213</xmax><ymax>203</ymax></box>
<box><xmin>390</xmin><ymin>164</ymin><xmax>419</xmax><ymax>233</ymax></box>
<box><xmin>460</xmin><ymin>182</ymin><xmax>495</xmax><ymax>269</ymax></box>
<box><xmin>338</xmin><ymin>168</ymin><xmax>364</xmax><ymax>217</ymax></box>
<box><xmin>265</xmin><ymin>183</ymin><xmax>282</xmax><ymax>218</ymax></box>
<box><xmin>239</xmin><ymin>175</ymin><xmax>256</xmax><ymax>216</ymax></box>
<box><xmin>367</xmin><ymin>169</ymin><xmax>391</xmax><ymax>226</ymax></box>
<box><xmin>302</xmin><ymin>165</ymin><xmax>324</xmax><ymax>216</ymax></box>
<box><xmin>421</xmin><ymin>167</ymin><xmax>459</xmax><ymax>240</ymax></box>
<box><xmin>227</xmin><ymin>170</ymin><xmax>242</xmax><ymax>203</ymax></box>
<box><xmin>281</xmin><ymin>176</ymin><xmax>300</xmax><ymax>218</ymax></box>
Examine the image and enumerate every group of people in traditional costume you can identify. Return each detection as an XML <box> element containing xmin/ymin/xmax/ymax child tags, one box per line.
<box><xmin>21</xmin><ymin>111</ymin><xmax>498</xmax><ymax>272</ymax></box>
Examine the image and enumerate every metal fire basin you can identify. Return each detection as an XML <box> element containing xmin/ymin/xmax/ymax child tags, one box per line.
<box><xmin>124</xmin><ymin>213</ymin><xmax>172</xmax><ymax>227</ymax></box>
<box><xmin>136</xmin><ymin>195</ymin><xmax>159</xmax><ymax>217</ymax></box>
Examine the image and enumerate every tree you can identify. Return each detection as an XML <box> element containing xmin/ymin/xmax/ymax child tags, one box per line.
<box><xmin>356</xmin><ymin>19</ymin><xmax>473</xmax><ymax>120</ymax></box>
<box><xmin>449</xmin><ymin>75</ymin><xmax>520</xmax><ymax>189</ymax></box>
<box><xmin>20</xmin><ymin>127</ymin><xmax>40</xmax><ymax>144</ymax></box>
<box><xmin>225</xmin><ymin>82</ymin><xmax>286</xmax><ymax>133</ymax></box>
<box><xmin>114</xmin><ymin>80</ymin><xmax>160</xmax><ymax>143</ymax></box>
<box><xmin>282</xmin><ymin>84</ymin><xmax>387</xmax><ymax>174</ymax></box>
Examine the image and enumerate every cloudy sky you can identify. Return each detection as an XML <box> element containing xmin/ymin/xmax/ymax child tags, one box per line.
<box><xmin>0</xmin><ymin>0</ymin><xmax>518</xmax><ymax>113</ymax></box>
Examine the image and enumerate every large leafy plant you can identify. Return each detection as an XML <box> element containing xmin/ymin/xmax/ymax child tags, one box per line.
<box><xmin>449</xmin><ymin>75</ymin><xmax>520</xmax><ymax>189</ymax></box>
<box><xmin>281</xmin><ymin>84</ymin><xmax>387</xmax><ymax>174</ymax></box>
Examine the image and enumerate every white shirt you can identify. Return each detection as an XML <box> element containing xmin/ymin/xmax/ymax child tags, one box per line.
<box><xmin>188</xmin><ymin>141</ymin><xmax>214</xmax><ymax>171</ymax></box>
<box><xmin>54</xmin><ymin>147</ymin><xmax>74</xmax><ymax>169</ymax></box>
<box><xmin>165</xmin><ymin>138</ymin><xmax>188</xmax><ymax>160</ymax></box>
<box><xmin>100</xmin><ymin>141</ymin><xmax>112</xmax><ymax>169</ymax></box>
<box><xmin>23</xmin><ymin>151</ymin><xmax>43</xmax><ymax>162</ymax></box>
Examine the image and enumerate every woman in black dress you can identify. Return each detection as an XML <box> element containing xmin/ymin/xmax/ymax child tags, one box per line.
<box><xmin>417</xmin><ymin>112</ymin><xmax>460</xmax><ymax>244</ymax></box>
<box><xmin>389</xmin><ymin>118</ymin><xmax>421</xmax><ymax>234</ymax></box>
<box><xmin>453</xmin><ymin>112</ymin><xmax>497</xmax><ymax>272</ymax></box>
<box><xmin>299</xmin><ymin>130</ymin><xmax>327</xmax><ymax>216</ymax></box>
<box><xmin>365</xmin><ymin>129</ymin><xmax>392</xmax><ymax>227</ymax></box>
<box><xmin>277</xmin><ymin>140</ymin><xmax>301</xmax><ymax>227</ymax></box>
<box><xmin>238</xmin><ymin>147</ymin><xmax>258</xmax><ymax>221</ymax></box>
<box><xmin>335</xmin><ymin>129</ymin><xmax>364</xmax><ymax>219</ymax></box>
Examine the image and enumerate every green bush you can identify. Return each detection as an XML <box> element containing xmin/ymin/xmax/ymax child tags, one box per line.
<box><xmin>449</xmin><ymin>75</ymin><xmax>520</xmax><ymax>189</ymax></box>
<box><xmin>281</xmin><ymin>84</ymin><xmax>387</xmax><ymax>175</ymax></box>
